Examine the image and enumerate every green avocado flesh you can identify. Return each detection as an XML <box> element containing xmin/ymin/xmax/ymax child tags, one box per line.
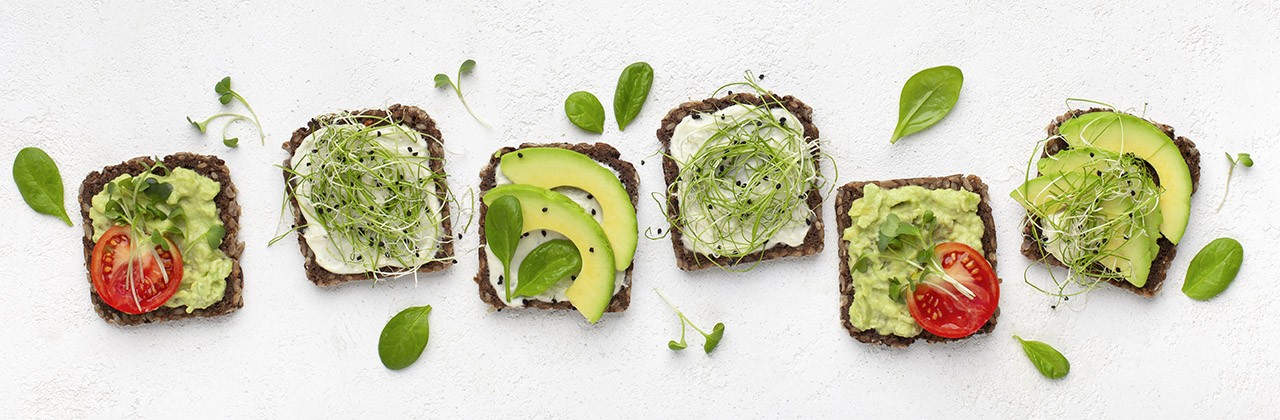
<box><xmin>1012</xmin><ymin>171</ymin><xmax>1161</xmax><ymax>287</ymax></box>
<box><xmin>499</xmin><ymin>147</ymin><xmax>637</xmax><ymax>271</ymax></box>
<box><xmin>483</xmin><ymin>184</ymin><xmax>616</xmax><ymax>323</ymax></box>
<box><xmin>1058</xmin><ymin>111</ymin><xmax>1192</xmax><ymax>244</ymax></box>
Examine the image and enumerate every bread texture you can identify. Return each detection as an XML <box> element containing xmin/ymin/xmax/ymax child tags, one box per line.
<box><xmin>835</xmin><ymin>174</ymin><xmax>1000</xmax><ymax>347</ymax></box>
<box><xmin>78</xmin><ymin>153</ymin><xmax>245</xmax><ymax>326</ymax></box>
<box><xmin>1020</xmin><ymin>108</ymin><xmax>1202</xmax><ymax>297</ymax></box>
<box><xmin>282</xmin><ymin>104</ymin><xmax>454</xmax><ymax>286</ymax></box>
<box><xmin>655</xmin><ymin>93</ymin><xmax>825</xmax><ymax>270</ymax></box>
<box><xmin>474</xmin><ymin>142</ymin><xmax>637</xmax><ymax>313</ymax></box>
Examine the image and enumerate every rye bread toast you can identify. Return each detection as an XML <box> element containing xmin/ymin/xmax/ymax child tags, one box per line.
<box><xmin>1020</xmin><ymin>108</ymin><xmax>1201</xmax><ymax>297</ymax></box>
<box><xmin>656</xmin><ymin>93</ymin><xmax>824</xmax><ymax>270</ymax></box>
<box><xmin>474</xmin><ymin>142</ymin><xmax>637</xmax><ymax>313</ymax></box>
<box><xmin>78</xmin><ymin>153</ymin><xmax>245</xmax><ymax>326</ymax></box>
<box><xmin>836</xmin><ymin>174</ymin><xmax>999</xmax><ymax>347</ymax></box>
<box><xmin>282</xmin><ymin>104</ymin><xmax>454</xmax><ymax>286</ymax></box>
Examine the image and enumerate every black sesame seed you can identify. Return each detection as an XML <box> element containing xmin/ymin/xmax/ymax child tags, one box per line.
<box><xmin>356</xmin><ymin>255</ymin><xmax>363</xmax><ymax>261</ymax></box>
<box><xmin>747</xmin><ymin>199</ymin><xmax>753</xmax><ymax>205</ymax></box>
<box><xmin>707</xmin><ymin>204</ymin><xmax>713</xmax><ymax>210</ymax></box>
<box><xmin>776</xmin><ymin>183</ymin><xmax>782</xmax><ymax>189</ymax></box>
<box><xmin>571</xmin><ymin>275</ymin><xmax>577</xmax><ymax>280</ymax></box>
<box><xmin>780</xmin><ymin>117</ymin><xmax>787</xmax><ymax>124</ymax></box>
<box><xmin>497</xmin><ymin>275</ymin><xmax>504</xmax><ymax>285</ymax></box>
<box><xmin>641</xmin><ymin>160</ymin><xmax>646</xmax><ymax>165</ymax></box>
<box><xmin>541</xmin><ymin>230</ymin><xmax>547</xmax><ymax>237</ymax></box>
<box><xmin>412</xmin><ymin>152</ymin><xmax>419</xmax><ymax>156</ymax></box>
<box><xmin>591</xmin><ymin>209</ymin><xmax>597</xmax><ymax>215</ymax></box>
<box><xmin>805</xmin><ymin>218</ymin><xmax>812</xmax><ymax>226</ymax></box>
<box><xmin>407</xmin><ymin>146</ymin><xmax>414</xmax><ymax>152</ymax></box>
<box><xmin>691</xmin><ymin>113</ymin><xmax>702</xmax><ymax>120</ymax></box>
<box><xmin>588</xmin><ymin>247</ymin><xmax>594</xmax><ymax>253</ymax></box>
<box><xmin>1051</xmin><ymin>305</ymin><xmax>1057</xmax><ymax>309</ymax></box>
<box><xmin>758</xmin><ymin>74</ymin><xmax>765</xmax><ymax>80</ymax></box>
<box><xmin>657</xmin><ymin>228</ymin><xmax>663</xmax><ymax>234</ymax></box>
<box><xmin>522</xmin><ymin>233</ymin><xmax>529</xmax><ymax>238</ymax></box>
<box><xmin>1096</xmin><ymin>170</ymin><xmax>1102</xmax><ymax>176</ymax></box>
<box><xmin>541</xmin><ymin>207</ymin><xmax>548</xmax><ymax>213</ymax></box>
<box><xmin>1064</xmin><ymin>296</ymin><xmax>1070</xmax><ymax>301</ymax></box>
<box><xmin>587</xmin><ymin>194</ymin><xmax>594</xmax><ymax>200</ymax></box>
<box><xmin>727</xmin><ymin>90</ymin><xmax>734</xmax><ymax>95</ymax></box>
<box><xmin>457</xmin><ymin>233</ymin><xmax>463</xmax><ymax>240</ymax></box>
<box><xmin>517</xmin><ymin>152</ymin><xmax>524</xmax><ymax>158</ymax></box>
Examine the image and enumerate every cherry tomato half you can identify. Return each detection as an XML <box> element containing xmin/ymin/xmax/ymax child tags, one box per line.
<box><xmin>907</xmin><ymin>242</ymin><xmax>999</xmax><ymax>339</ymax></box>
<box><xmin>90</xmin><ymin>225</ymin><xmax>184</xmax><ymax>314</ymax></box>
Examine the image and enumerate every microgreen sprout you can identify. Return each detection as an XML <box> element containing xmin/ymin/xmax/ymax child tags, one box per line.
<box><xmin>655</xmin><ymin>289</ymin><xmax>724</xmax><ymax>354</ymax></box>
<box><xmin>186</xmin><ymin>77</ymin><xmax>265</xmax><ymax>147</ymax></box>
<box><xmin>852</xmin><ymin>211</ymin><xmax>973</xmax><ymax>302</ymax></box>
<box><xmin>654</xmin><ymin>71</ymin><xmax>835</xmax><ymax>270</ymax></box>
<box><xmin>274</xmin><ymin>112</ymin><xmax>459</xmax><ymax>279</ymax></box>
<box><xmin>435</xmin><ymin>59</ymin><xmax>490</xmax><ymax>127</ymax></box>
<box><xmin>1217</xmin><ymin>152</ymin><xmax>1253</xmax><ymax>211</ymax></box>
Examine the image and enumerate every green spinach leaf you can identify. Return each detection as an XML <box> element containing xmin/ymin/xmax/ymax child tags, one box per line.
<box><xmin>514</xmin><ymin>239</ymin><xmax>582</xmax><ymax>298</ymax></box>
<box><xmin>1014</xmin><ymin>335</ymin><xmax>1069</xmax><ymax>379</ymax></box>
<box><xmin>613</xmin><ymin>62</ymin><xmax>654</xmax><ymax>131</ymax></box>
<box><xmin>378</xmin><ymin>305</ymin><xmax>432</xmax><ymax>370</ymax></box>
<box><xmin>1183</xmin><ymin>238</ymin><xmax>1243</xmax><ymax>301</ymax></box>
<box><xmin>12</xmin><ymin>147</ymin><xmax>72</xmax><ymax>226</ymax></box>
<box><xmin>485</xmin><ymin>195</ymin><xmax>523</xmax><ymax>302</ymax></box>
<box><xmin>565</xmin><ymin>91</ymin><xmax>605</xmax><ymax>134</ymax></box>
<box><xmin>891</xmin><ymin>65</ymin><xmax>963</xmax><ymax>144</ymax></box>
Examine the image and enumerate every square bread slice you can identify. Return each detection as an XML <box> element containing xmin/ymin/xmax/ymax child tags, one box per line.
<box><xmin>282</xmin><ymin>104</ymin><xmax>455</xmax><ymax>286</ymax></box>
<box><xmin>836</xmin><ymin>174</ymin><xmax>999</xmax><ymax>347</ymax></box>
<box><xmin>78</xmin><ymin>153</ymin><xmax>245</xmax><ymax>326</ymax></box>
<box><xmin>1021</xmin><ymin>108</ymin><xmax>1202</xmax><ymax>297</ymax></box>
<box><xmin>655</xmin><ymin>93</ymin><xmax>825</xmax><ymax>270</ymax></box>
<box><xmin>474</xmin><ymin>142</ymin><xmax>637</xmax><ymax>313</ymax></box>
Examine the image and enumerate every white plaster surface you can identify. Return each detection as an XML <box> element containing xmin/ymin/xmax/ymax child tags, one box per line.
<box><xmin>2</xmin><ymin>1</ymin><xmax>1278</xmax><ymax>418</ymax></box>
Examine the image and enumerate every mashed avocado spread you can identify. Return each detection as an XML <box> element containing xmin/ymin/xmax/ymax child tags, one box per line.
<box><xmin>89</xmin><ymin>168</ymin><xmax>231</xmax><ymax>312</ymax></box>
<box><xmin>844</xmin><ymin>184</ymin><xmax>984</xmax><ymax>337</ymax></box>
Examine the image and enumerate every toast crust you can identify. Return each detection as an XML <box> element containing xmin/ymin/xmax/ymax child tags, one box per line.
<box><xmin>281</xmin><ymin>104</ymin><xmax>454</xmax><ymax>286</ymax></box>
<box><xmin>836</xmin><ymin>174</ymin><xmax>1000</xmax><ymax>347</ymax></box>
<box><xmin>1019</xmin><ymin>108</ymin><xmax>1201</xmax><ymax>297</ymax></box>
<box><xmin>78</xmin><ymin>153</ymin><xmax>245</xmax><ymax>326</ymax></box>
<box><xmin>474</xmin><ymin>142</ymin><xmax>637</xmax><ymax>313</ymax></box>
<box><xmin>655</xmin><ymin>93</ymin><xmax>825</xmax><ymax>270</ymax></box>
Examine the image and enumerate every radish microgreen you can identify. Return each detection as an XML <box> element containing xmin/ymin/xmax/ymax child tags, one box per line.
<box><xmin>435</xmin><ymin>59</ymin><xmax>490</xmax><ymax>127</ymax></box>
<box><xmin>1217</xmin><ymin>152</ymin><xmax>1253</xmax><ymax>211</ymax></box>
<box><xmin>186</xmin><ymin>76</ymin><xmax>264</xmax><ymax>147</ymax></box>
<box><xmin>655</xmin><ymin>289</ymin><xmax>725</xmax><ymax>354</ymax></box>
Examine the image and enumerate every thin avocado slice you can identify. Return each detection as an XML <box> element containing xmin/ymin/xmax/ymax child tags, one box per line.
<box><xmin>1037</xmin><ymin>147</ymin><xmax>1122</xmax><ymax>176</ymax></box>
<box><xmin>483</xmin><ymin>184</ymin><xmax>616</xmax><ymax>323</ymax></box>
<box><xmin>500</xmin><ymin>148</ymin><xmax>637</xmax><ymax>271</ymax></box>
<box><xmin>1058</xmin><ymin>111</ymin><xmax>1192</xmax><ymax>244</ymax></box>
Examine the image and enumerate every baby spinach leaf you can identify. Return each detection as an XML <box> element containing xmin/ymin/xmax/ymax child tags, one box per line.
<box><xmin>12</xmin><ymin>147</ymin><xmax>72</xmax><ymax>226</ymax></box>
<box><xmin>485</xmin><ymin>195</ymin><xmax>523</xmax><ymax>302</ymax></box>
<box><xmin>565</xmin><ymin>91</ymin><xmax>605</xmax><ymax>134</ymax></box>
<box><xmin>1183</xmin><ymin>238</ymin><xmax>1243</xmax><ymax>301</ymax></box>
<box><xmin>891</xmin><ymin>65</ymin><xmax>963</xmax><ymax>144</ymax></box>
<box><xmin>514</xmin><ymin>239</ymin><xmax>582</xmax><ymax>298</ymax></box>
<box><xmin>378</xmin><ymin>305</ymin><xmax>432</xmax><ymax>371</ymax></box>
<box><xmin>1014</xmin><ymin>335</ymin><xmax>1069</xmax><ymax>379</ymax></box>
<box><xmin>613</xmin><ymin>62</ymin><xmax>654</xmax><ymax>131</ymax></box>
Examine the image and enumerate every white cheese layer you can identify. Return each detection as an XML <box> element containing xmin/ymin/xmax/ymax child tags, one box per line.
<box><xmin>486</xmin><ymin>165</ymin><xmax>627</xmax><ymax>308</ymax></box>
<box><xmin>669</xmin><ymin>104</ymin><xmax>814</xmax><ymax>256</ymax></box>
<box><xmin>290</xmin><ymin>124</ymin><xmax>443</xmax><ymax>274</ymax></box>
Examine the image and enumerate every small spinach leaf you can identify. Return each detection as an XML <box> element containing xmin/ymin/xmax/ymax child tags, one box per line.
<box><xmin>1014</xmin><ymin>335</ymin><xmax>1069</xmax><ymax>379</ymax></box>
<box><xmin>485</xmin><ymin>195</ymin><xmax>523</xmax><ymax>302</ymax></box>
<box><xmin>378</xmin><ymin>305</ymin><xmax>432</xmax><ymax>370</ymax></box>
<box><xmin>12</xmin><ymin>147</ymin><xmax>72</xmax><ymax>226</ymax></box>
<box><xmin>565</xmin><ymin>91</ymin><xmax>605</xmax><ymax>134</ymax></box>
<box><xmin>613</xmin><ymin>62</ymin><xmax>654</xmax><ymax>131</ymax></box>
<box><xmin>514</xmin><ymin>239</ymin><xmax>582</xmax><ymax>298</ymax></box>
<box><xmin>1182</xmin><ymin>238</ymin><xmax>1243</xmax><ymax>301</ymax></box>
<box><xmin>891</xmin><ymin>65</ymin><xmax>964</xmax><ymax>143</ymax></box>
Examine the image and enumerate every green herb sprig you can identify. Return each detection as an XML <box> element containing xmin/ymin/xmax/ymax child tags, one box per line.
<box><xmin>187</xmin><ymin>76</ymin><xmax>265</xmax><ymax>147</ymax></box>
<box><xmin>435</xmin><ymin>59</ymin><xmax>490</xmax><ymax>127</ymax></box>
<box><xmin>379</xmin><ymin>305</ymin><xmax>432</xmax><ymax>370</ymax></box>
<box><xmin>655</xmin><ymin>289</ymin><xmax>725</xmax><ymax>354</ymax></box>
<box><xmin>1217</xmin><ymin>152</ymin><xmax>1253</xmax><ymax>211</ymax></box>
<box><xmin>12</xmin><ymin>147</ymin><xmax>72</xmax><ymax>226</ymax></box>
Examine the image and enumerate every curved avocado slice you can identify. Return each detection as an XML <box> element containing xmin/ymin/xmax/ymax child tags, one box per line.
<box><xmin>1037</xmin><ymin>147</ymin><xmax>1122</xmax><ymax>176</ymax></box>
<box><xmin>500</xmin><ymin>148</ymin><xmax>637</xmax><ymax>271</ymax></box>
<box><xmin>1058</xmin><ymin>111</ymin><xmax>1192</xmax><ymax>244</ymax></box>
<box><xmin>1011</xmin><ymin>172</ymin><xmax>1160</xmax><ymax>287</ymax></box>
<box><xmin>483</xmin><ymin>184</ymin><xmax>616</xmax><ymax>323</ymax></box>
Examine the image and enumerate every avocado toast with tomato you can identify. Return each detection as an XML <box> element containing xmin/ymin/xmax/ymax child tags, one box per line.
<box><xmin>836</xmin><ymin>175</ymin><xmax>1000</xmax><ymax>347</ymax></box>
<box><xmin>1013</xmin><ymin>108</ymin><xmax>1200</xmax><ymax>297</ymax></box>
<box><xmin>79</xmin><ymin>153</ymin><xmax>244</xmax><ymax>326</ymax></box>
<box><xmin>475</xmin><ymin>143</ymin><xmax>639</xmax><ymax>323</ymax></box>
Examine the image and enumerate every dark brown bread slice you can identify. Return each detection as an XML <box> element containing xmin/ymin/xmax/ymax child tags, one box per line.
<box><xmin>836</xmin><ymin>174</ymin><xmax>1000</xmax><ymax>347</ymax></box>
<box><xmin>78</xmin><ymin>153</ymin><xmax>245</xmax><ymax>326</ymax></box>
<box><xmin>474</xmin><ymin>142</ymin><xmax>637</xmax><ymax>313</ymax></box>
<box><xmin>655</xmin><ymin>93</ymin><xmax>825</xmax><ymax>271</ymax></box>
<box><xmin>282</xmin><ymin>104</ymin><xmax>454</xmax><ymax>286</ymax></box>
<box><xmin>1020</xmin><ymin>108</ymin><xmax>1202</xmax><ymax>297</ymax></box>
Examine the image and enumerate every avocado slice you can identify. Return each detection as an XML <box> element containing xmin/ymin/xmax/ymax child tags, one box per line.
<box><xmin>500</xmin><ymin>148</ymin><xmax>637</xmax><ymax>271</ymax></box>
<box><xmin>1037</xmin><ymin>147</ymin><xmax>1122</xmax><ymax>176</ymax></box>
<box><xmin>1011</xmin><ymin>172</ymin><xmax>1159</xmax><ymax>287</ymax></box>
<box><xmin>483</xmin><ymin>184</ymin><xmax>616</xmax><ymax>323</ymax></box>
<box><xmin>1058</xmin><ymin>111</ymin><xmax>1192</xmax><ymax>244</ymax></box>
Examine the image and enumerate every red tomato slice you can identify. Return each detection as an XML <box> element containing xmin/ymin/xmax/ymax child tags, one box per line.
<box><xmin>907</xmin><ymin>242</ymin><xmax>999</xmax><ymax>339</ymax></box>
<box><xmin>90</xmin><ymin>225</ymin><xmax>184</xmax><ymax>314</ymax></box>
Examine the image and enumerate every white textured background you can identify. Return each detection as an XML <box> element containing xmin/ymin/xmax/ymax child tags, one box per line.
<box><xmin>2</xmin><ymin>1</ymin><xmax>1277</xmax><ymax>418</ymax></box>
